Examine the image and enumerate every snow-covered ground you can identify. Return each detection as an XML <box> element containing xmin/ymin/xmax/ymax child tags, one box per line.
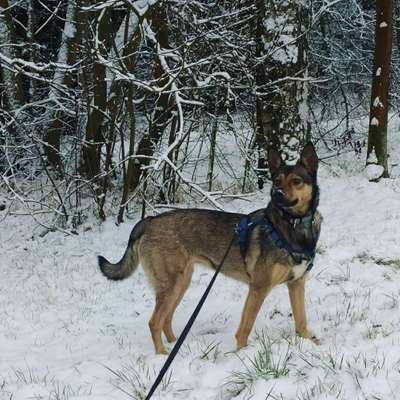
<box><xmin>2</xmin><ymin>119</ymin><xmax>400</xmax><ymax>400</ymax></box>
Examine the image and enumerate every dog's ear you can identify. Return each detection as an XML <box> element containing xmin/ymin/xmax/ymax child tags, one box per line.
<box><xmin>268</xmin><ymin>148</ymin><xmax>282</xmax><ymax>177</ymax></box>
<box><xmin>299</xmin><ymin>142</ymin><xmax>318</xmax><ymax>176</ymax></box>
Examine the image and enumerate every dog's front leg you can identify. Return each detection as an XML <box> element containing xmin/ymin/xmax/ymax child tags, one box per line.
<box><xmin>235</xmin><ymin>284</ymin><xmax>271</xmax><ymax>350</ymax></box>
<box><xmin>287</xmin><ymin>274</ymin><xmax>319</xmax><ymax>344</ymax></box>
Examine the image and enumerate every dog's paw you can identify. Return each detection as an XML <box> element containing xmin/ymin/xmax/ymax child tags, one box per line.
<box><xmin>296</xmin><ymin>330</ymin><xmax>320</xmax><ymax>345</ymax></box>
<box><xmin>155</xmin><ymin>347</ymin><xmax>169</xmax><ymax>355</ymax></box>
<box><xmin>310</xmin><ymin>335</ymin><xmax>321</xmax><ymax>345</ymax></box>
<box><xmin>235</xmin><ymin>340</ymin><xmax>248</xmax><ymax>351</ymax></box>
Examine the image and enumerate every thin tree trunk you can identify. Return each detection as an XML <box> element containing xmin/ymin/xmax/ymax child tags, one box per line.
<box><xmin>116</xmin><ymin>10</ymin><xmax>147</xmax><ymax>223</ymax></box>
<box><xmin>27</xmin><ymin>0</ymin><xmax>38</xmax><ymax>102</ymax></box>
<box><xmin>44</xmin><ymin>0</ymin><xmax>83</xmax><ymax>171</ymax></box>
<box><xmin>80</xmin><ymin>6</ymin><xmax>123</xmax><ymax>181</ymax></box>
<box><xmin>0</xmin><ymin>0</ymin><xmax>25</xmax><ymax>109</ymax></box>
<box><xmin>128</xmin><ymin>3</ymin><xmax>172</xmax><ymax>193</ymax></box>
<box><xmin>159</xmin><ymin>115</ymin><xmax>178</xmax><ymax>203</ymax></box>
<box><xmin>254</xmin><ymin>0</ymin><xmax>269</xmax><ymax>188</ymax></box>
<box><xmin>207</xmin><ymin>86</ymin><xmax>220</xmax><ymax>192</ymax></box>
<box><xmin>117</xmin><ymin>86</ymin><xmax>136</xmax><ymax>223</ymax></box>
<box><xmin>366</xmin><ymin>0</ymin><xmax>393</xmax><ymax>177</ymax></box>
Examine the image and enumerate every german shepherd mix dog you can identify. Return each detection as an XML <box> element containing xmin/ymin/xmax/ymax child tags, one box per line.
<box><xmin>99</xmin><ymin>143</ymin><xmax>321</xmax><ymax>354</ymax></box>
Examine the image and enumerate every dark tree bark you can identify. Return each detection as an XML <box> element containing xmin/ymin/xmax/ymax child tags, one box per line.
<box><xmin>254</xmin><ymin>0</ymin><xmax>269</xmax><ymax>187</ymax></box>
<box><xmin>44</xmin><ymin>0</ymin><xmax>83</xmax><ymax>171</ymax></box>
<box><xmin>366</xmin><ymin>0</ymin><xmax>394</xmax><ymax>178</ymax></box>
<box><xmin>80</xmin><ymin>9</ymin><xmax>107</xmax><ymax>181</ymax></box>
<box><xmin>117</xmin><ymin>9</ymin><xmax>152</xmax><ymax>223</ymax></box>
<box><xmin>80</xmin><ymin>5</ymin><xmax>125</xmax><ymax>181</ymax></box>
<box><xmin>0</xmin><ymin>0</ymin><xmax>25</xmax><ymax>109</ymax></box>
<box><xmin>128</xmin><ymin>2</ymin><xmax>172</xmax><ymax>194</ymax></box>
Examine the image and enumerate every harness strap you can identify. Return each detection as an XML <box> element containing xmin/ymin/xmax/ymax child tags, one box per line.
<box><xmin>237</xmin><ymin>215</ymin><xmax>316</xmax><ymax>271</ymax></box>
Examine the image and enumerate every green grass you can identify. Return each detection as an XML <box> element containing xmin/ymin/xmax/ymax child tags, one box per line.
<box><xmin>225</xmin><ymin>330</ymin><xmax>292</xmax><ymax>398</ymax></box>
<box><xmin>104</xmin><ymin>356</ymin><xmax>173</xmax><ymax>400</ymax></box>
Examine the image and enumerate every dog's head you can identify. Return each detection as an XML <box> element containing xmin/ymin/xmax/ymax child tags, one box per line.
<box><xmin>268</xmin><ymin>143</ymin><xmax>319</xmax><ymax>216</ymax></box>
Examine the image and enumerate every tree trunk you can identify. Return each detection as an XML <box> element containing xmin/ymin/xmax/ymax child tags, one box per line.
<box><xmin>44</xmin><ymin>0</ymin><xmax>82</xmax><ymax>171</ymax></box>
<box><xmin>366</xmin><ymin>0</ymin><xmax>393</xmax><ymax>178</ymax></box>
<box><xmin>254</xmin><ymin>0</ymin><xmax>310</xmax><ymax>186</ymax></box>
<box><xmin>117</xmin><ymin>85</ymin><xmax>137</xmax><ymax>224</ymax></box>
<box><xmin>207</xmin><ymin>86</ymin><xmax>220</xmax><ymax>192</ymax></box>
<box><xmin>115</xmin><ymin>10</ymin><xmax>148</xmax><ymax>223</ymax></box>
<box><xmin>128</xmin><ymin>3</ymin><xmax>172</xmax><ymax>193</ymax></box>
<box><xmin>80</xmin><ymin>5</ymin><xmax>124</xmax><ymax>181</ymax></box>
<box><xmin>27</xmin><ymin>0</ymin><xmax>39</xmax><ymax>102</ymax></box>
<box><xmin>254</xmin><ymin>0</ymin><xmax>269</xmax><ymax>188</ymax></box>
<box><xmin>0</xmin><ymin>0</ymin><xmax>25</xmax><ymax>109</ymax></box>
<box><xmin>396</xmin><ymin>1</ymin><xmax>400</xmax><ymax>55</ymax></box>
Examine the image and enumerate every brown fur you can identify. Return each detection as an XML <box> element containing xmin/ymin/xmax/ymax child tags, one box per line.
<box><xmin>99</xmin><ymin>143</ymin><xmax>321</xmax><ymax>354</ymax></box>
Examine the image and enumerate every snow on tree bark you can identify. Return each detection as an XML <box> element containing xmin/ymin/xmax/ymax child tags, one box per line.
<box><xmin>128</xmin><ymin>2</ymin><xmax>172</xmax><ymax>196</ymax></box>
<box><xmin>80</xmin><ymin>4</ymin><xmax>125</xmax><ymax>183</ymax></box>
<box><xmin>0</xmin><ymin>0</ymin><xmax>25</xmax><ymax>109</ymax></box>
<box><xmin>255</xmin><ymin>0</ymin><xmax>310</xmax><ymax>185</ymax></box>
<box><xmin>366</xmin><ymin>0</ymin><xmax>393</xmax><ymax>178</ymax></box>
<box><xmin>44</xmin><ymin>0</ymin><xmax>81</xmax><ymax>170</ymax></box>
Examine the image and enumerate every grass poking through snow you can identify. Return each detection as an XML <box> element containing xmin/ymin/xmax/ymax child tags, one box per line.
<box><xmin>225</xmin><ymin>330</ymin><xmax>291</xmax><ymax>398</ymax></box>
<box><xmin>104</xmin><ymin>356</ymin><xmax>174</xmax><ymax>400</ymax></box>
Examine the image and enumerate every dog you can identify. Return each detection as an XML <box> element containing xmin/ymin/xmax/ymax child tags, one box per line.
<box><xmin>98</xmin><ymin>143</ymin><xmax>321</xmax><ymax>354</ymax></box>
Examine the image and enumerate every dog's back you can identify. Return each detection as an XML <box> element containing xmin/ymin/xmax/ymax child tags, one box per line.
<box><xmin>99</xmin><ymin>208</ymin><xmax>251</xmax><ymax>284</ymax></box>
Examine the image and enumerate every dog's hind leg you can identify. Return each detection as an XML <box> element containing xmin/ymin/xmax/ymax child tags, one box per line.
<box><xmin>163</xmin><ymin>264</ymin><xmax>194</xmax><ymax>343</ymax></box>
<box><xmin>287</xmin><ymin>274</ymin><xmax>319</xmax><ymax>344</ymax></box>
<box><xmin>147</xmin><ymin>256</ymin><xmax>193</xmax><ymax>354</ymax></box>
<box><xmin>235</xmin><ymin>284</ymin><xmax>271</xmax><ymax>350</ymax></box>
<box><xmin>149</xmin><ymin>279</ymin><xmax>182</xmax><ymax>355</ymax></box>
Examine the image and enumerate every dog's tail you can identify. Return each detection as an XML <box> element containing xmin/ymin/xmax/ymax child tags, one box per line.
<box><xmin>98</xmin><ymin>219</ymin><xmax>147</xmax><ymax>281</ymax></box>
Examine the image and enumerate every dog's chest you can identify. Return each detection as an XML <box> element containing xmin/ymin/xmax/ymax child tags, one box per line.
<box><xmin>290</xmin><ymin>260</ymin><xmax>310</xmax><ymax>281</ymax></box>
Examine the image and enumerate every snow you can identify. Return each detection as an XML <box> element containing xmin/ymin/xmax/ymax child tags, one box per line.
<box><xmin>52</xmin><ymin>1</ymin><xmax>76</xmax><ymax>87</ymax></box>
<box><xmin>379</xmin><ymin>22</ymin><xmax>388</xmax><ymax>28</ymax></box>
<box><xmin>264</xmin><ymin>16</ymin><xmax>299</xmax><ymax>64</ymax></box>
<box><xmin>365</xmin><ymin>163</ymin><xmax>384</xmax><ymax>181</ymax></box>
<box><xmin>195</xmin><ymin>72</ymin><xmax>232</xmax><ymax>88</ymax></box>
<box><xmin>2</xmin><ymin>119</ymin><xmax>400</xmax><ymax>399</ymax></box>
<box><xmin>3</xmin><ymin>169</ymin><xmax>400</xmax><ymax>399</ymax></box>
<box><xmin>373</xmin><ymin>96</ymin><xmax>384</xmax><ymax>108</ymax></box>
<box><xmin>132</xmin><ymin>0</ymin><xmax>158</xmax><ymax>17</ymax></box>
<box><xmin>376</xmin><ymin>67</ymin><xmax>382</xmax><ymax>76</ymax></box>
<box><xmin>371</xmin><ymin>117</ymin><xmax>379</xmax><ymax>126</ymax></box>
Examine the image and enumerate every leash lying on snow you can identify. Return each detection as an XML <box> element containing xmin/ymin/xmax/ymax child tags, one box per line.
<box><xmin>145</xmin><ymin>210</ymin><xmax>318</xmax><ymax>399</ymax></box>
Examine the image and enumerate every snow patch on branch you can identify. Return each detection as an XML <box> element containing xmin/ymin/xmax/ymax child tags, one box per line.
<box><xmin>195</xmin><ymin>72</ymin><xmax>231</xmax><ymax>87</ymax></box>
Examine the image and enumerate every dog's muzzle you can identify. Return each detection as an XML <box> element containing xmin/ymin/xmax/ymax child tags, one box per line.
<box><xmin>272</xmin><ymin>189</ymin><xmax>298</xmax><ymax>208</ymax></box>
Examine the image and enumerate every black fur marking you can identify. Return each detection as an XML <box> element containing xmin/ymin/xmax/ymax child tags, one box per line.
<box><xmin>98</xmin><ymin>255</ymin><xmax>125</xmax><ymax>281</ymax></box>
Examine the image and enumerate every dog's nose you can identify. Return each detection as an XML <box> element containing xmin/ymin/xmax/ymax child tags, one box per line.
<box><xmin>273</xmin><ymin>189</ymin><xmax>285</xmax><ymax>202</ymax></box>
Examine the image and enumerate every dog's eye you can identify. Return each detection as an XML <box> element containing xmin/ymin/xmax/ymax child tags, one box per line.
<box><xmin>292</xmin><ymin>178</ymin><xmax>303</xmax><ymax>185</ymax></box>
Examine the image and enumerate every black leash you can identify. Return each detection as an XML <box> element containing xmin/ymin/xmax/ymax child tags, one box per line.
<box><xmin>144</xmin><ymin>233</ymin><xmax>236</xmax><ymax>400</ymax></box>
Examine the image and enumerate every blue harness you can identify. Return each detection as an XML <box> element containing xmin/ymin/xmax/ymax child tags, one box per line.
<box><xmin>236</xmin><ymin>214</ymin><xmax>317</xmax><ymax>271</ymax></box>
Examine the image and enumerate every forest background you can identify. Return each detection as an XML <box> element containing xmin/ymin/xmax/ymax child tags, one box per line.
<box><xmin>0</xmin><ymin>0</ymin><xmax>399</xmax><ymax>229</ymax></box>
